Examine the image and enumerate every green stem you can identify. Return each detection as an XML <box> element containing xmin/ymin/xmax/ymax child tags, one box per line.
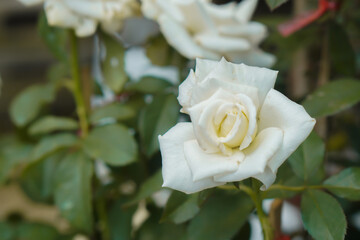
<box><xmin>239</xmin><ymin>184</ymin><xmax>253</xmax><ymax>197</ymax></box>
<box><xmin>218</xmin><ymin>183</ymin><xmax>273</xmax><ymax>239</ymax></box>
<box><xmin>69</xmin><ymin>30</ymin><xmax>89</xmax><ymax>138</ymax></box>
<box><xmin>251</xmin><ymin>179</ymin><xmax>274</xmax><ymax>240</ymax></box>
<box><xmin>96</xmin><ymin>196</ymin><xmax>111</xmax><ymax>240</ymax></box>
<box><xmin>267</xmin><ymin>185</ymin><xmax>323</xmax><ymax>192</ymax></box>
<box><xmin>94</xmin><ymin>177</ymin><xmax>111</xmax><ymax>240</ymax></box>
<box><xmin>219</xmin><ymin>184</ymin><xmax>325</xmax><ymax>193</ymax></box>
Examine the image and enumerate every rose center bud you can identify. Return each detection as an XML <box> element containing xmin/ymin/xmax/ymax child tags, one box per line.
<box><xmin>214</xmin><ymin>105</ymin><xmax>249</xmax><ymax>149</ymax></box>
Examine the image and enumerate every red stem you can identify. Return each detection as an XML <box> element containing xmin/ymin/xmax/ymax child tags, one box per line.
<box><xmin>278</xmin><ymin>0</ymin><xmax>340</xmax><ymax>37</ymax></box>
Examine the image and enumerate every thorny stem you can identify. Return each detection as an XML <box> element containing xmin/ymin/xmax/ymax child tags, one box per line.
<box><xmin>69</xmin><ymin>30</ymin><xmax>89</xmax><ymax>138</ymax></box>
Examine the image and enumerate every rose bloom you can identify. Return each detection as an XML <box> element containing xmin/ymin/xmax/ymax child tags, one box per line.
<box><xmin>159</xmin><ymin>58</ymin><xmax>315</xmax><ymax>194</ymax></box>
<box><xmin>141</xmin><ymin>0</ymin><xmax>275</xmax><ymax>67</ymax></box>
<box><xmin>18</xmin><ymin>0</ymin><xmax>139</xmax><ymax>37</ymax></box>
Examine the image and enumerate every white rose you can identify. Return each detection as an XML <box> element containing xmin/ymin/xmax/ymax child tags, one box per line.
<box><xmin>18</xmin><ymin>0</ymin><xmax>139</xmax><ymax>37</ymax></box>
<box><xmin>141</xmin><ymin>0</ymin><xmax>275</xmax><ymax>67</ymax></box>
<box><xmin>158</xmin><ymin>58</ymin><xmax>315</xmax><ymax>194</ymax></box>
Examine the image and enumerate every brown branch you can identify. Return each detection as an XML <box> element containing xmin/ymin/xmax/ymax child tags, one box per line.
<box><xmin>269</xmin><ymin>199</ymin><xmax>284</xmax><ymax>239</ymax></box>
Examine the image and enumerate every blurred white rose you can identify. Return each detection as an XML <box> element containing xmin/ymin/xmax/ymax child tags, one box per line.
<box><xmin>141</xmin><ymin>0</ymin><xmax>275</xmax><ymax>67</ymax></box>
<box><xmin>159</xmin><ymin>58</ymin><xmax>315</xmax><ymax>194</ymax></box>
<box><xmin>18</xmin><ymin>0</ymin><xmax>140</xmax><ymax>37</ymax></box>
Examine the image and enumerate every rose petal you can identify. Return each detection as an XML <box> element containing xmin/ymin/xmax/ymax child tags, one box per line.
<box><xmin>157</xmin><ymin>15</ymin><xmax>220</xmax><ymax>60</ymax></box>
<box><xmin>218</xmin><ymin>103</ymin><xmax>249</xmax><ymax>148</ymax></box>
<box><xmin>101</xmin><ymin>20</ymin><xmax>123</xmax><ymax>35</ymax></box>
<box><xmin>194</xmin><ymin>33</ymin><xmax>251</xmax><ymax>52</ymax></box>
<box><xmin>213</xmin><ymin>93</ymin><xmax>257</xmax><ymax>150</ymax></box>
<box><xmin>65</xmin><ymin>0</ymin><xmax>138</xmax><ymax>22</ymax></box>
<box><xmin>63</xmin><ymin>0</ymin><xmax>107</xmax><ymax>20</ymax></box>
<box><xmin>214</xmin><ymin>127</ymin><xmax>283</xmax><ymax>182</ymax></box>
<box><xmin>195</xmin><ymin>58</ymin><xmax>219</xmax><ymax>81</ymax></box>
<box><xmin>17</xmin><ymin>0</ymin><xmax>43</xmax><ymax>6</ymax></box>
<box><xmin>188</xmin><ymin>97</ymin><xmax>227</xmax><ymax>153</ymax></box>
<box><xmin>157</xmin><ymin>0</ymin><xmax>184</xmax><ymax>23</ymax></box>
<box><xmin>142</xmin><ymin>0</ymin><xmax>275</xmax><ymax>67</ymax></box>
<box><xmin>178</xmin><ymin>69</ymin><xmax>196</xmax><ymax>113</ymax></box>
<box><xmin>159</xmin><ymin>122</ymin><xmax>223</xmax><ymax>194</ymax></box>
<box><xmin>202</xmin><ymin>58</ymin><xmax>277</xmax><ymax>104</ymax></box>
<box><xmin>232</xmin><ymin>60</ymin><xmax>278</xmax><ymax>103</ymax></box>
<box><xmin>253</xmin><ymin>166</ymin><xmax>276</xmax><ymax>190</ymax></box>
<box><xmin>202</xmin><ymin>1</ymin><xmax>238</xmax><ymax>24</ymax></box>
<box><xmin>236</xmin><ymin>93</ymin><xmax>258</xmax><ymax>150</ymax></box>
<box><xmin>187</xmin><ymin>88</ymin><xmax>259</xmax><ymax>153</ymax></box>
<box><xmin>259</xmin><ymin>89</ymin><xmax>316</xmax><ymax>173</ymax></box>
<box><xmin>228</xmin><ymin>48</ymin><xmax>276</xmax><ymax>68</ymax></box>
<box><xmin>219</xmin><ymin>22</ymin><xmax>267</xmax><ymax>45</ymax></box>
<box><xmin>190</xmin><ymin>77</ymin><xmax>260</xmax><ymax>110</ymax></box>
<box><xmin>141</xmin><ymin>0</ymin><xmax>162</xmax><ymax>19</ymax></box>
<box><xmin>74</xmin><ymin>20</ymin><xmax>98</xmax><ymax>37</ymax></box>
<box><xmin>235</xmin><ymin>0</ymin><xmax>258</xmax><ymax>23</ymax></box>
<box><xmin>174</xmin><ymin>0</ymin><xmax>216</xmax><ymax>33</ymax></box>
<box><xmin>45</xmin><ymin>0</ymin><xmax>97</xmax><ymax>37</ymax></box>
<box><xmin>187</xmin><ymin>89</ymin><xmax>248</xmax><ymax>151</ymax></box>
<box><xmin>204</xmin><ymin>57</ymin><xmax>237</xmax><ymax>83</ymax></box>
<box><xmin>184</xmin><ymin>139</ymin><xmax>242</xmax><ymax>181</ymax></box>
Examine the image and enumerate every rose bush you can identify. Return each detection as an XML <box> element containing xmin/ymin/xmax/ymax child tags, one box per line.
<box><xmin>18</xmin><ymin>0</ymin><xmax>139</xmax><ymax>37</ymax></box>
<box><xmin>159</xmin><ymin>58</ymin><xmax>316</xmax><ymax>194</ymax></box>
<box><xmin>141</xmin><ymin>0</ymin><xmax>275</xmax><ymax>67</ymax></box>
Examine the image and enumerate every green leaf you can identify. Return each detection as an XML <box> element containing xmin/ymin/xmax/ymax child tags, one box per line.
<box><xmin>54</xmin><ymin>151</ymin><xmax>93</xmax><ymax>233</ymax></box>
<box><xmin>146</xmin><ymin>34</ymin><xmax>186</xmax><ymax>68</ymax></box>
<box><xmin>261</xmin><ymin>162</ymin><xmax>303</xmax><ymax>199</ymax></box>
<box><xmin>161</xmin><ymin>191</ymin><xmax>200</xmax><ymax>224</ymax></box>
<box><xmin>324</xmin><ymin>167</ymin><xmax>360</xmax><ymax>201</ymax></box>
<box><xmin>302</xmin><ymin>79</ymin><xmax>360</xmax><ymax>118</ymax></box>
<box><xmin>301</xmin><ymin>190</ymin><xmax>347</xmax><ymax>240</ymax></box>
<box><xmin>139</xmin><ymin>94</ymin><xmax>179</xmax><ymax>157</ymax></box>
<box><xmin>0</xmin><ymin>221</ymin><xmax>65</xmax><ymax>240</ymax></box>
<box><xmin>265</xmin><ymin>0</ymin><xmax>289</xmax><ymax>10</ymax></box>
<box><xmin>124</xmin><ymin>170</ymin><xmax>162</xmax><ymax>207</ymax></box>
<box><xmin>20</xmin><ymin>152</ymin><xmax>64</xmax><ymax>203</ymax></box>
<box><xmin>82</xmin><ymin>124</ymin><xmax>137</xmax><ymax>166</ymax></box>
<box><xmin>135</xmin><ymin>207</ymin><xmax>186</xmax><ymax>240</ymax></box>
<box><xmin>10</xmin><ymin>84</ymin><xmax>56</xmax><ymax>127</ymax></box>
<box><xmin>0</xmin><ymin>137</ymin><xmax>33</xmax><ymax>185</ymax></box>
<box><xmin>101</xmin><ymin>32</ymin><xmax>127</xmax><ymax>93</ymax></box>
<box><xmin>232</xmin><ymin>221</ymin><xmax>251</xmax><ymax>240</ymax></box>
<box><xmin>288</xmin><ymin>132</ymin><xmax>325</xmax><ymax>182</ymax></box>
<box><xmin>0</xmin><ymin>222</ymin><xmax>14</xmax><ymax>240</ymax></box>
<box><xmin>90</xmin><ymin>103</ymin><xmax>135</xmax><ymax>124</ymax></box>
<box><xmin>146</xmin><ymin>35</ymin><xmax>172</xmax><ymax>66</ymax></box>
<box><xmin>329</xmin><ymin>21</ymin><xmax>356</xmax><ymax>76</ymax></box>
<box><xmin>31</xmin><ymin>133</ymin><xmax>78</xmax><ymax>161</ymax></box>
<box><xmin>197</xmin><ymin>188</ymin><xmax>216</xmax><ymax>205</ymax></box>
<box><xmin>187</xmin><ymin>192</ymin><xmax>253</xmax><ymax>240</ymax></box>
<box><xmin>47</xmin><ymin>63</ymin><xmax>70</xmax><ymax>85</ymax></box>
<box><xmin>37</xmin><ymin>12</ymin><xmax>68</xmax><ymax>62</ymax></box>
<box><xmin>29</xmin><ymin>116</ymin><xmax>78</xmax><ymax>135</ymax></box>
<box><xmin>108</xmin><ymin>199</ymin><xmax>137</xmax><ymax>240</ymax></box>
<box><xmin>16</xmin><ymin>222</ymin><xmax>60</xmax><ymax>240</ymax></box>
<box><xmin>125</xmin><ymin>76</ymin><xmax>173</xmax><ymax>94</ymax></box>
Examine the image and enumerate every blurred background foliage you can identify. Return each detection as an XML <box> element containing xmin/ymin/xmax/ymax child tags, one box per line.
<box><xmin>0</xmin><ymin>0</ymin><xmax>360</xmax><ymax>240</ymax></box>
